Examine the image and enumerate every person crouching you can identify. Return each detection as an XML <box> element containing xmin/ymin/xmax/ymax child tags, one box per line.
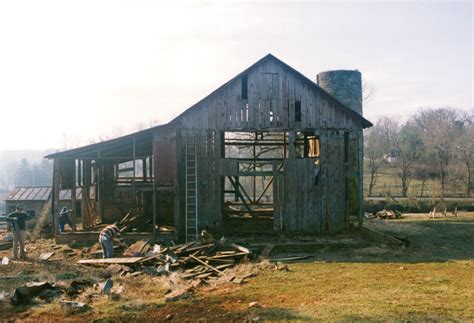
<box><xmin>99</xmin><ymin>223</ymin><xmax>127</xmax><ymax>258</ymax></box>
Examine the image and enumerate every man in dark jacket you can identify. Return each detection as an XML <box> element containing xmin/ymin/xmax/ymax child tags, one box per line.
<box><xmin>7</xmin><ymin>205</ymin><xmax>32</xmax><ymax>259</ymax></box>
<box><xmin>58</xmin><ymin>207</ymin><xmax>73</xmax><ymax>233</ymax></box>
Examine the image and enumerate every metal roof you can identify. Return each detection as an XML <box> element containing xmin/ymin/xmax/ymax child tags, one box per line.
<box><xmin>5</xmin><ymin>187</ymin><xmax>82</xmax><ymax>201</ymax></box>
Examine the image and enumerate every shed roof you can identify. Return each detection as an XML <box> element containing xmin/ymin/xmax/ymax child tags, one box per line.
<box><xmin>5</xmin><ymin>187</ymin><xmax>82</xmax><ymax>202</ymax></box>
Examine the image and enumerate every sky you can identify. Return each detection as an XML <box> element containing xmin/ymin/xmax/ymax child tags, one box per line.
<box><xmin>0</xmin><ymin>0</ymin><xmax>472</xmax><ymax>150</ymax></box>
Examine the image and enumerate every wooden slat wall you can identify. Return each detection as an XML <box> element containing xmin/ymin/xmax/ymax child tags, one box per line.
<box><xmin>173</xmin><ymin>58</ymin><xmax>365</xmax><ymax>234</ymax></box>
<box><xmin>153</xmin><ymin>132</ymin><xmax>177</xmax><ymax>186</ymax></box>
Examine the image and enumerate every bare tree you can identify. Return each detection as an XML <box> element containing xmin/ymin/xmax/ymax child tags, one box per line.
<box><xmin>414</xmin><ymin>108</ymin><xmax>464</xmax><ymax>198</ymax></box>
<box><xmin>455</xmin><ymin>115</ymin><xmax>474</xmax><ymax>197</ymax></box>
<box><xmin>362</xmin><ymin>77</ymin><xmax>376</xmax><ymax>102</ymax></box>
<box><xmin>393</xmin><ymin>122</ymin><xmax>423</xmax><ymax>197</ymax></box>
<box><xmin>364</xmin><ymin>117</ymin><xmax>398</xmax><ymax>196</ymax></box>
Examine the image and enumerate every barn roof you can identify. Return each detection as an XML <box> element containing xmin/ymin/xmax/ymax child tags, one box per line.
<box><xmin>5</xmin><ymin>186</ymin><xmax>82</xmax><ymax>201</ymax></box>
<box><xmin>46</xmin><ymin>54</ymin><xmax>372</xmax><ymax>159</ymax></box>
<box><xmin>170</xmin><ymin>53</ymin><xmax>373</xmax><ymax>128</ymax></box>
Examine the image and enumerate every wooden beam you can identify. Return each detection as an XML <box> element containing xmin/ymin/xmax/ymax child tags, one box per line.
<box><xmin>227</xmin><ymin>176</ymin><xmax>254</xmax><ymax>217</ymax></box>
<box><xmin>52</xmin><ymin>159</ymin><xmax>60</xmax><ymax>235</ymax></box>
<box><xmin>78</xmin><ymin>257</ymin><xmax>144</xmax><ymax>265</ymax></box>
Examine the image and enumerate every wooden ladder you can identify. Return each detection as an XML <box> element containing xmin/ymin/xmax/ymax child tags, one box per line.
<box><xmin>30</xmin><ymin>197</ymin><xmax>52</xmax><ymax>242</ymax></box>
<box><xmin>185</xmin><ymin>138</ymin><xmax>198</xmax><ymax>243</ymax></box>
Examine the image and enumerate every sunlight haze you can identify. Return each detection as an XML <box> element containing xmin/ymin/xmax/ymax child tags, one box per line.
<box><xmin>0</xmin><ymin>0</ymin><xmax>472</xmax><ymax>150</ymax></box>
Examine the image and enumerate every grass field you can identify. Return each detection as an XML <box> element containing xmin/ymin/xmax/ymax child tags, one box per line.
<box><xmin>364</xmin><ymin>164</ymin><xmax>470</xmax><ymax>198</ymax></box>
<box><xmin>1</xmin><ymin>213</ymin><xmax>473</xmax><ymax>321</ymax></box>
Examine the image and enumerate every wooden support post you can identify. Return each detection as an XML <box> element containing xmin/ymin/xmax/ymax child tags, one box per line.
<box><xmin>234</xmin><ymin>176</ymin><xmax>239</xmax><ymax>202</ymax></box>
<box><xmin>142</xmin><ymin>158</ymin><xmax>147</xmax><ymax>181</ymax></box>
<box><xmin>253</xmin><ymin>132</ymin><xmax>257</xmax><ymax>202</ymax></box>
<box><xmin>357</xmin><ymin>130</ymin><xmax>364</xmax><ymax>229</ymax></box>
<box><xmin>52</xmin><ymin>159</ymin><xmax>60</xmax><ymax>235</ymax></box>
<box><xmin>70</xmin><ymin>159</ymin><xmax>77</xmax><ymax>231</ymax></box>
<box><xmin>132</xmin><ymin>137</ymin><xmax>137</xmax><ymax>214</ymax></box>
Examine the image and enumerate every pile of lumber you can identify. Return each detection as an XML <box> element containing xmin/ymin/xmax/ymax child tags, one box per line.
<box><xmin>78</xmin><ymin>239</ymin><xmax>252</xmax><ymax>282</ymax></box>
<box><xmin>375</xmin><ymin>209</ymin><xmax>402</xmax><ymax>219</ymax></box>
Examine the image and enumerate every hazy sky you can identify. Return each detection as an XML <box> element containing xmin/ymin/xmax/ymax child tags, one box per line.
<box><xmin>0</xmin><ymin>0</ymin><xmax>472</xmax><ymax>150</ymax></box>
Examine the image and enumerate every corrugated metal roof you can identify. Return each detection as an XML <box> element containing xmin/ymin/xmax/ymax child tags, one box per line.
<box><xmin>5</xmin><ymin>187</ymin><xmax>82</xmax><ymax>201</ymax></box>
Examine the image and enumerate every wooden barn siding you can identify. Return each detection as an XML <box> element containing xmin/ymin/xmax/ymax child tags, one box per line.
<box><xmin>175</xmin><ymin>58</ymin><xmax>362</xmax><ymax>233</ymax></box>
<box><xmin>153</xmin><ymin>131</ymin><xmax>177</xmax><ymax>187</ymax></box>
<box><xmin>175</xmin><ymin>129</ymin><xmax>222</xmax><ymax>237</ymax></box>
<box><xmin>179</xmin><ymin>59</ymin><xmax>361</xmax><ymax>131</ymax></box>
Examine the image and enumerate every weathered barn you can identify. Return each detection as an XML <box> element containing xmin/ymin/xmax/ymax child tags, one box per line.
<box><xmin>46</xmin><ymin>54</ymin><xmax>372</xmax><ymax>241</ymax></box>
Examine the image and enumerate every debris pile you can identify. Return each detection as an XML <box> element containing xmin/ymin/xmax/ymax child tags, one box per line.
<box><xmin>78</xmin><ymin>239</ymin><xmax>252</xmax><ymax>283</ymax></box>
<box><xmin>10</xmin><ymin>282</ymin><xmax>62</xmax><ymax>306</ymax></box>
<box><xmin>375</xmin><ymin>209</ymin><xmax>402</xmax><ymax>219</ymax></box>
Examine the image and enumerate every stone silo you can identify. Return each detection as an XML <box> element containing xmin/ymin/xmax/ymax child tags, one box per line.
<box><xmin>316</xmin><ymin>70</ymin><xmax>363</xmax><ymax>115</ymax></box>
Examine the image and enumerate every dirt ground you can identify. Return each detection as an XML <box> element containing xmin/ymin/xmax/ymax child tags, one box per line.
<box><xmin>1</xmin><ymin>212</ymin><xmax>473</xmax><ymax>321</ymax></box>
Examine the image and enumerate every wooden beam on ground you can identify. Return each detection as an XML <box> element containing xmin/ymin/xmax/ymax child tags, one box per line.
<box><xmin>189</xmin><ymin>254</ymin><xmax>224</xmax><ymax>275</ymax></box>
<box><xmin>78</xmin><ymin>257</ymin><xmax>144</xmax><ymax>265</ymax></box>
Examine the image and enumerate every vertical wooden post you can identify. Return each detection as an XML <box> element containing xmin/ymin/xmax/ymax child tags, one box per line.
<box><xmin>151</xmin><ymin>136</ymin><xmax>157</xmax><ymax>237</ymax></box>
<box><xmin>357</xmin><ymin>130</ymin><xmax>364</xmax><ymax>229</ymax></box>
<box><xmin>70</xmin><ymin>159</ymin><xmax>77</xmax><ymax>231</ymax></box>
<box><xmin>81</xmin><ymin>160</ymin><xmax>91</xmax><ymax>228</ymax></box>
<box><xmin>96</xmin><ymin>150</ymin><xmax>104</xmax><ymax>222</ymax></box>
<box><xmin>152</xmin><ymin>170</ymin><xmax>157</xmax><ymax>237</ymax></box>
<box><xmin>142</xmin><ymin>158</ymin><xmax>147</xmax><ymax>181</ymax></box>
<box><xmin>132</xmin><ymin>138</ymin><xmax>137</xmax><ymax>214</ymax></box>
<box><xmin>52</xmin><ymin>159</ymin><xmax>60</xmax><ymax>235</ymax></box>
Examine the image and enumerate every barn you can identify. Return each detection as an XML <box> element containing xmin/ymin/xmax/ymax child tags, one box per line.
<box><xmin>45</xmin><ymin>54</ymin><xmax>372</xmax><ymax>242</ymax></box>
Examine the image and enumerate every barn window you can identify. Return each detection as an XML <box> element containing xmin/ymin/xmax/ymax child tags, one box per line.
<box><xmin>295</xmin><ymin>101</ymin><xmax>301</xmax><ymax>122</ymax></box>
<box><xmin>295</xmin><ymin>131</ymin><xmax>320</xmax><ymax>158</ymax></box>
<box><xmin>307</xmin><ymin>136</ymin><xmax>320</xmax><ymax>158</ymax></box>
<box><xmin>241</xmin><ymin>74</ymin><xmax>248</xmax><ymax>100</ymax></box>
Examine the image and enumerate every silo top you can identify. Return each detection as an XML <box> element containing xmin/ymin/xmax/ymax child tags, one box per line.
<box><xmin>317</xmin><ymin>70</ymin><xmax>363</xmax><ymax>115</ymax></box>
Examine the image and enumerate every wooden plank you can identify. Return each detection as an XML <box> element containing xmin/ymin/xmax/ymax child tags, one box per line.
<box><xmin>189</xmin><ymin>254</ymin><xmax>225</xmax><ymax>275</ymax></box>
<box><xmin>78</xmin><ymin>257</ymin><xmax>144</xmax><ymax>265</ymax></box>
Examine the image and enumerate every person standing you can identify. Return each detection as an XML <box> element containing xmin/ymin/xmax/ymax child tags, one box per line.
<box><xmin>58</xmin><ymin>207</ymin><xmax>73</xmax><ymax>233</ymax></box>
<box><xmin>99</xmin><ymin>223</ymin><xmax>127</xmax><ymax>258</ymax></box>
<box><xmin>7</xmin><ymin>205</ymin><xmax>32</xmax><ymax>259</ymax></box>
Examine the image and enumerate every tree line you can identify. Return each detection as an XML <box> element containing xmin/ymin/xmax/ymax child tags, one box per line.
<box><xmin>0</xmin><ymin>158</ymin><xmax>53</xmax><ymax>190</ymax></box>
<box><xmin>365</xmin><ymin>107</ymin><xmax>473</xmax><ymax>198</ymax></box>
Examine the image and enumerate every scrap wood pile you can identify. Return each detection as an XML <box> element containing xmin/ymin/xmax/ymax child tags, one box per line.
<box><xmin>78</xmin><ymin>237</ymin><xmax>252</xmax><ymax>283</ymax></box>
<box><xmin>375</xmin><ymin>209</ymin><xmax>402</xmax><ymax>219</ymax></box>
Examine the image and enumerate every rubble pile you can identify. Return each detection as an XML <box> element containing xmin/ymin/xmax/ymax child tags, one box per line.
<box><xmin>78</xmin><ymin>239</ymin><xmax>253</xmax><ymax>284</ymax></box>
<box><xmin>375</xmin><ymin>209</ymin><xmax>402</xmax><ymax>219</ymax></box>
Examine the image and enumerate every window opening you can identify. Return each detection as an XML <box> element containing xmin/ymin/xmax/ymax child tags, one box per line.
<box><xmin>295</xmin><ymin>101</ymin><xmax>301</xmax><ymax>122</ymax></box>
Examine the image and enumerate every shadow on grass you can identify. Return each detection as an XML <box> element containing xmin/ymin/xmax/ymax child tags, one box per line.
<box><xmin>267</xmin><ymin>217</ymin><xmax>474</xmax><ymax>264</ymax></box>
<box><xmin>144</xmin><ymin>293</ymin><xmax>312</xmax><ymax>322</ymax></box>
<box><xmin>84</xmin><ymin>293</ymin><xmax>312</xmax><ymax>322</ymax></box>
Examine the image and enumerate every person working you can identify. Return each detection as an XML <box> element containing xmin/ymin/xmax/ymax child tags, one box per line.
<box><xmin>99</xmin><ymin>223</ymin><xmax>127</xmax><ymax>258</ymax></box>
<box><xmin>58</xmin><ymin>207</ymin><xmax>73</xmax><ymax>233</ymax></box>
<box><xmin>7</xmin><ymin>205</ymin><xmax>33</xmax><ymax>259</ymax></box>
